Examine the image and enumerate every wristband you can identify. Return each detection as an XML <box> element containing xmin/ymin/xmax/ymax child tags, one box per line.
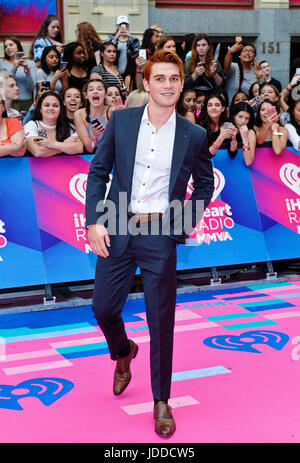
<box><xmin>24</xmin><ymin>66</ymin><xmax>30</xmax><ymax>74</ymax></box>
<box><xmin>285</xmin><ymin>85</ymin><xmax>291</xmax><ymax>92</ymax></box>
<box><xmin>227</xmin><ymin>47</ymin><xmax>232</xmax><ymax>55</ymax></box>
<box><xmin>272</xmin><ymin>131</ymin><xmax>282</xmax><ymax>136</ymax></box>
<box><xmin>241</xmin><ymin>143</ymin><xmax>250</xmax><ymax>152</ymax></box>
<box><xmin>211</xmin><ymin>142</ymin><xmax>219</xmax><ymax>151</ymax></box>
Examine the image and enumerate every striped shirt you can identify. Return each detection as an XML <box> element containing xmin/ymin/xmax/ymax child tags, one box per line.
<box><xmin>90</xmin><ymin>64</ymin><xmax>124</xmax><ymax>89</ymax></box>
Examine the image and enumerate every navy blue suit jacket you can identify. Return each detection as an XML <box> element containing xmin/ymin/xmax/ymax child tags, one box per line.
<box><xmin>86</xmin><ymin>105</ymin><xmax>214</xmax><ymax>257</ymax></box>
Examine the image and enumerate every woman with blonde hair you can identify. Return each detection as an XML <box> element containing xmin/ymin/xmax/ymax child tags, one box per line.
<box><xmin>126</xmin><ymin>89</ymin><xmax>148</xmax><ymax>108</ymax></box>
<box><xmin>184</xmin><ymin>34</ymin><xmax>223</xmax><ymax>96</ymax></box>
<box><xmin>76</xmin><ymin>22</ymin><xmax>102</xmax><ymax>71</ymax></box>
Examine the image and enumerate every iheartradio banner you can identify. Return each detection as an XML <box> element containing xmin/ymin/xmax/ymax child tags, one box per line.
<box><xmin>249</xmin><ymin>147</ymin><xmax>300</xmax><ymax>261</ymax></box>
<box><xmin>0</xmin><ymin>148</ymin><xmax>299</xmax><ymax>289</ymax></box>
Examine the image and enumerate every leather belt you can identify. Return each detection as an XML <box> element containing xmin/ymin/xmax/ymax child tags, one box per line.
<box><xmin>130</xmin><ymin>213</ymin><xmax>163</xmax><ymax>224</ymax></box>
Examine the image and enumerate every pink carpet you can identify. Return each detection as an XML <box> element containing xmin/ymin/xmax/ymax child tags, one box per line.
<box><xmin>0</xmin><ymin>279</ymin><xmax>299</xmax><ymax>443</ymax></box>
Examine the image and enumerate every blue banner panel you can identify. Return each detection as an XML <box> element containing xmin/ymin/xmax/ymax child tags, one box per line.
<box><xmin>0</xmin><ymin>158</ymin><xmax>46</xmax><ymax>288</ymax></box>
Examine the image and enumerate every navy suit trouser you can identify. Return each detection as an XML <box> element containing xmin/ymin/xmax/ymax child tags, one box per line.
<box><xmin>92</xmin><ymin>231</ymin><xmax>177</xmax><ymax>401</ymax></box>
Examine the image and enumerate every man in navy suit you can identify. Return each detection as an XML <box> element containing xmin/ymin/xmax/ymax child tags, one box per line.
<box><xmin>85</xmin><ymin>50</ymin><xmax>214</xmax><ymax>437</ymax></box>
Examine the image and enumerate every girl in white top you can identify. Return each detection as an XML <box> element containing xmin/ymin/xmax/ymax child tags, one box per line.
<box><xmin>254</xmin><ymin>99</ymin><xmax>288</xmax><ymax>155</ymax></box>
<box><xmin>0</xmin><ymin>36</ymin><xmax>36</xmax><ymax>111</ymax></box>
<box><xmin>285</xmin><ymin>100</ymin><xmax>300</xmax><ymax>151</ymax></box>
<box><xmin>24</xmin><ymin>91</ymin><xmax>83</xmax><ymax>157</ymax></box>
<box><xmin>36</xmin><ymin>46</ymin><xmax>66</xmax><ymax>95</ymax></box>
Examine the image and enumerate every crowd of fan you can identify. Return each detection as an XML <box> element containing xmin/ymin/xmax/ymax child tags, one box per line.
<box><xmin>1</xmin><ymin>14</ymin><xmax>300</xmax><ymax>163</ymax></box>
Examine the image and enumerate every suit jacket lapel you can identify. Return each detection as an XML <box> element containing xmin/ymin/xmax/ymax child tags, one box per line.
<box><xmin>126</xmin><ymin>105</ymin><xmax>145</xmax><ymax>197</ymax></box>
<box><xmin>169</xmin><ymin>113</ymin><xmax>190</xmax><ymax>197</ymax></box>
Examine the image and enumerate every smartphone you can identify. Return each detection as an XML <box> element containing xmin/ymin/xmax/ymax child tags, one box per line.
<box><xmin>16</xmin><ymin>52</ymin><xmax>24</xmax><ymax>59</ymax></box>
<box><xmin>224</xmin><ymin>122</ymin><xmax>233</xmax><ymax>130</ymax></box>
<box><xmin>41</xmin><ymin>81</ymin><xmax>50</xmax><ymax>90</ymax></box>
<box><xmin>20</xmin><ymin>111</ymin><xmax>27</xmax><ymax>117</ymax></box>
<box><xmin>280</xmin><ymin>112</ymin><xmax>290</xmax><ymax>125</ymax></box>
<box><xmin>90</xmin><ymin>118</ymin><xmax>101</xmax><ymax>127</ymax></box>
<box><xmin>60</xmin><ymin>61</ymin><xmax>68</xmax><ymax>70</ymax></box>
<box><xmin>249</xmin><ymin>95</ymin><xmax>262</xmax><ymax>109</ymax></box>
<box><xmin>197</xmin><ymin>62</ymin><xmax>205</xmax><ymax>66</ymax></box>
<box><xmin>268</xmin><ymin>106</ymin><xmax>277</xmax><ymax>116</ymax></box>
<box><xmin>296</xmin><ymin>68</ymin><xmax>300</xmax><ymax>75</ymax></box>
<box><xmin>138</xmin><ymin>49</ymin><xmax>147</xmax><ymax>60</ymax></box>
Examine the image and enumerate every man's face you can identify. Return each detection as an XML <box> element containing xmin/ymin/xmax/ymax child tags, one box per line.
<box><xmin>261</xmin><ymin>62</ymin><xmax>271</xmax><ymax>77</ymax></box>
<box><xmin>143</xmin><ymin>62</ymin><xmax>183</xmax><ymax>109</ymax></box>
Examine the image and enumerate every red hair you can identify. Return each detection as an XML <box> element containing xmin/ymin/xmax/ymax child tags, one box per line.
<box><xmin>143</xmin><ymin>50</ymin><xmax>184</xmax><ymax>82</ymax></box>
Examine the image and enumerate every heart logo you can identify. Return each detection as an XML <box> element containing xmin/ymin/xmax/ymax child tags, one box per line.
<box><xmin>212</xmin><ymin>168</ymin><xmax>225</xmax><ymax>202</ymax></box>
<box><xmin>186</xmin><ymin>168</ymin><xmax>225</xmax><ymax>202</ymax></box>
<box><xmin>279</xmin><ymin>163</ymin><xmax>300</xmax><ymax>196</ymax></box>
<box><xmin>0</xmin><ymin>235</ymin><xmax>7</xmax><ymax>248</ymax></box>
<box><xmin>69</xmin><ymin>174</ymin><xmax>87</xmax><ymax>205</ymax></box>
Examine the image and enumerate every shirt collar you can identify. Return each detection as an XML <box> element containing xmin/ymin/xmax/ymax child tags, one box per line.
<box><xmin>141</xmin><ymin>104</ymin><xmax>176</xmax><ymax>128</ymax></box>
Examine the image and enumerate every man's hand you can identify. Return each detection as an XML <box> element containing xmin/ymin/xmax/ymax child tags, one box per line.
<box><xmin>88</xmin><ymin>224</ymin><xmax>110</xmax><ymax>258</ymax></box>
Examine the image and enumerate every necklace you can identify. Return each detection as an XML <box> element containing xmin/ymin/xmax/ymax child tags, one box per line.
<box><xmin>40</xmin><ymin>121</ymin><xmax>56</xmax><ymax>129</ymax></box>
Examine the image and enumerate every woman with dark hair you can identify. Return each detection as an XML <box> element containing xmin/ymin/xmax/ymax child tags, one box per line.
<box><xmin>230</xmin><ymin>91</ymin><xmax>248</xmax><ymax>106</ymax></box>
<box><xmin>90</xmin><ymin>42</ymin><xmax>127</xmax><ymax>95</ymax></box>
<box><xmin>285</xmin><ymin>99</ymin><xmax>300</xmax><ymax>151</ymax></box>
<box><xmin>75</xmin><ymin>22</ymin><xmax>102</xmax><ymax>71</ymax></box>
<box><xmin>74</xmin><ymin>78</ymin><xmax>108</xmax><ymax>152</ymax></box>
<box><xmin>180</xmin><ymin>34</ymin><xmax>195</xmax><ymax>62</ymax></box>
<box><xmin>156</xmin><ymin>36</ymin><xmax>177</xmax><ymax>54</ymax></box>
<box><xmin>254</xmin><ymin>99</ymin><xmax>288</xmax><ymax>155</ymax></box>
<box><xmin>141</xmin><ymin>28</ymin><xmax>160</xmax><ymax>59</ymax></box>
<box><xmin>248</xmin><ymin>82</ymin><xmax>260</xmax><ymax>100</ymax></box>
<box><xmin>30</xmin><ymin>15</ymin><xmax>64</xmax><ymax>66</ymax></box>
<box><xmin>198</xmin><ymin>93</ymin><xmax>237</xmax><ymax>157</ymax></box>
<box><xmin>62</xmin><ymin>87</ymin><xmax>83</xmax><ymax>127</ymax></box>
<box><xmin>259</xmin><ymin>83</ymin><xmax>282</xmax><ymax>112</ymax></box>
<box><xmin>177</xmin><ymin>88</ymin><xmax>197</xmax><ymax>123</ymax></box>
<box><xmin>61</xmin><ymin>42</ymin><xmax>89</xmax><ymax>92</ymax></box>
<box><xmin>229</xmin><ymin>101</ymin><xmax>256</xmax><ymax>165</ymax></box>
<box><xmin>224</xmin><ymin>36</ymin><xmax>263</xmax><ymax>104</ymax></box>
<box><xmin>0</xmin><ymin>36</ymin><xmax>36</xmax><ymax>111</ymax></box>
<box><xmin>36</xmin><ymin>46</ymin><xmax>65</xmax><ymax>94</ymax></box>
<box><xmin>184</xmin><ymin>34</ymin><xmax>223</xmax><ymax>96</ymax></box>
<box><xmin>0</xmin><ymin>98</ymin><xmax>25</xmax><ymax>157</ymax></box>
<box><xmin>24</xmin><ymin>91</ymin><xmax>83</xmax><ymax>157</ymax></box>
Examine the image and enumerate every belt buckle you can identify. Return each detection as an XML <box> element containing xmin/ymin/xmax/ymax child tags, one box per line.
<box><xmin>133</xmin><ymin>213</ymin><xmax>162</xmax><ymax>224</ymax></box>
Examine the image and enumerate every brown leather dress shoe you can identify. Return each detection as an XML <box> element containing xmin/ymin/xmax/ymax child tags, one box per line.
<box><xmin>154</xmin><ymin>401</ymin><xmax>176</xmax><ymax>437</ymax></box>
<box><xmin>113</xmin><ymin>339</ymin><xmax>138</xmax><ymax>396</ymax></box>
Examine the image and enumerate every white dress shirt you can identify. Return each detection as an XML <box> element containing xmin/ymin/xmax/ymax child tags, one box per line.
<box><xmin>130</xmin><ymin>105</ymin><xmax>176</xmax><ymax>214</ymax></box>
